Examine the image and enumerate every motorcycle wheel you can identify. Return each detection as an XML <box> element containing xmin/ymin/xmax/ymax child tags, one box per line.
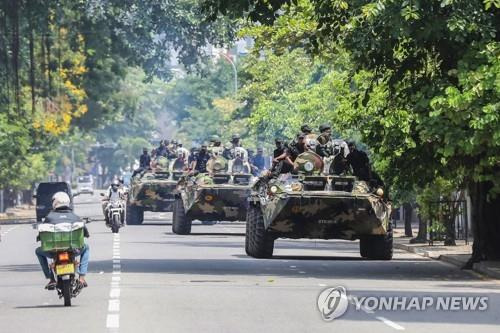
<box><xmin>62</xmin><ymin>279</ymin><xmax>72</xmax><ymax>306</ymax></box>
<box><xmin>112</xmin><ymin>215</ymin><xmax>120</xmax><ymax>233</ymax></box>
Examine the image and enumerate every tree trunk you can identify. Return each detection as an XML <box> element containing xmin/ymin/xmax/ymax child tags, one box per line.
<box><xmin>403</xmin><ymin>202</ymin><xmax>413</xmax><ymax>237</ymax></box>
<box><xmin>10</xmin><ymin>0</ymin><xmax>20</xmax><ymax>114</ymax></box>
<box><xmin>464</xmin><ymin>181</ymin><xmax>500</xmax><ymax>268</ymax></box>
<box><xmin>29</xmin><ymin>24</ymin><xmax>36</xmax><ymax>114</ymax></box>
<box><xmin>410</xmin><ymin>209</ymin><xmax>427</xmax><ymax>244</ymax></box>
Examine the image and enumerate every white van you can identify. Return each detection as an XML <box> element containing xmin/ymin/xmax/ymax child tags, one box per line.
<box><xmin>76</xmin><ymin>175</ymin><xmax>94</xmax><ymax>195</ymax></box>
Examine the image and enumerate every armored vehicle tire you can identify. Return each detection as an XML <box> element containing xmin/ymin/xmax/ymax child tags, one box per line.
<box><xmin>245</xmin><ymin>203</ymin><xmax>274</xmax><ymax>258</ymax></box>
<box><xmin>126</xmin><ymin>204</ymin><xmax>144</xmax><ymax>225</ymax></box>
<box><xmin>359</xmin><ymin>224</ymin><xmax>393</xmax><ymax>260</ymax></box>
<box><xmin>172</xmin><ymin>198</ymin><xmax>192</xmax><ymax>235</ymax></box>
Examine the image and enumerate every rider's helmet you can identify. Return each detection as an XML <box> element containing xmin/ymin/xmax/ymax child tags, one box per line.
<box><xmin>111</xmin><ymin>179</ymin><xmax>120</xmax><ymax>191</ymax></box>
<box><xmin>52</xmin><ymin>192</ymin><xmax>71</xmax><ymax>210</ymax></box>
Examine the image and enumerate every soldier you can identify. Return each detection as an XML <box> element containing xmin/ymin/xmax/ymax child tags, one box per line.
<box><xmin>188</xmin><ymin>147</ymin><xmax>199</xmax><ymax>170</ymax></box>
<box><xmin>346</xmin><ymin>142</ymin><xmax>371</xmax><ymax>181</ymax></box>
<box><xmin>192</xmin><ymin>143</ymin><xmax>210</xmax><ymax>173</ymax></box>
<box><xmin>316</xmin><ymin>123</ymin><xmax>334</xmax><ymax>157</ymax></box>
<box><xmin>289</xmin><ymin>133</ymin><xmax>306</xmax><ymax>160</ymax></box>
<box><xmin>139</xmin><ymin>148</ymin><xmax>151</xmax><ymax>169</ymax></box>
<box><xmin>330</xmin><ymin>140</ymin><xmax>350</xmax><ymax>175</ymax></box>
<box><xmin>251</xmin><ymin>147</ymin><xmax>266</xmax><ymax>175</ymax></box>
<box><xmin>271</xmin><ymin>138</ymin><xmax>293</xmax><ymax>176</ymax></box>
<box><xmin>223</xmin><ymin>134</ymin><xmax>241</xmax><ymax>159</ymax></box>
<box><xmin>289</xmin><ymin>124</ymin><xmax>312</xmax><ymax>158</ymax></box>
<box><xmin>209</xmin><ymin>135</ymin><xmax>222</xmax><ymax>147</ymax></box>
<box><xmin>156</xmin><ymin>140</ymin><xmax>168</xmax><ymax>157</ymax></box>
<box><xmin>300</xmin><ymin>124</ymin><xmax>312</xmax><ymax>135</ymax></box>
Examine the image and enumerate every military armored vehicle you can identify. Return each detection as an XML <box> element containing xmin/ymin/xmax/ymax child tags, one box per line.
<box><xmin>126</xmin><ymin>155</ymin><xmax>187</xmax><ymax>225</ymax></box>
<box><xmin>172</xmin><ymin>147</ymin><xmax>254</xmax><ymax>235</ymax></box>
<box><xmin>245</xmin><ymin>148</ymin><xmax>392</xmax><ymax>260</ymax></box>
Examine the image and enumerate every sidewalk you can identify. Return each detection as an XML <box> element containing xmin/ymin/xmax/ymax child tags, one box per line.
<box><xmin>393</xmin><ymin>226</ymin><xmax>500</xmax><ymax>280</ymax></box>
<box><xmin>0</xmin><ymin>204</ymin><xmax>35</xmax><ymax>223</ymax></box>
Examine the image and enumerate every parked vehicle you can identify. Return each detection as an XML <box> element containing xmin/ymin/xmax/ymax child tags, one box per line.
<box><xmin>34</xmin><ymin>182</ymin><xmax>76</xmax><ymax>222</ymax></box>
<box><xmin>76</xmin><ymin>175</ymin><xmax>94</xmax><ymax>195</ymax></box>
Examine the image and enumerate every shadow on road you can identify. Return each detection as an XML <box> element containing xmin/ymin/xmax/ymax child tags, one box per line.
<box><xmin>15</xmin><ymin>304</ymin><xmax>79</xmax><ymax>309</ymax></box>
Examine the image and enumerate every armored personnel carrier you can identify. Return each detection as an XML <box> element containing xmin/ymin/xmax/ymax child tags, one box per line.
<box><xmin>126</xmin><ymin>155</ymin><xmax>187</xmax><ymax>225</ymax></box>
<box><xmin>172</xmin><ymin>147</ymin><xmax>254</xmax><ymax>234</ymax></box>
<box><xmin>245</xmin><ymin>148</ymin><xmax>392</xmax><ymax>260</ymax></box>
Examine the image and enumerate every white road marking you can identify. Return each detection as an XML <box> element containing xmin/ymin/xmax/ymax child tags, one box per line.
<box><xmin>107</xmin><ymin>235</ymin><xmax>122</xmax><ymax>331</ymax></box>
<box><xmin>108</xmin><ymin>299</ymin><xmax>120</xmax><ymax>312</ymax></box>
<box><xmin>106</xmin><ymin>314</ymin><xmax>120</xmax><ymax>329</ymax></box>
<box><xmin>347</xmin><ymin>296</ymin><xmax>404</xmax><ymax>330</ymax></box>
<box><xmin>376</xmin><ymin>317</ymin><xmax>405</xmax><ymax>330</ymax></box>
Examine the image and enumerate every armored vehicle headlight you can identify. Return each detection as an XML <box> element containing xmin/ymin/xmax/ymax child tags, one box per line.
<box><xmin>269</xmin><ymin>185</ymin><xmax>279</xmax><ymax>194</ymax></box>
<box><xmin>304</xmin><ymin>161</ymin><xmax>314</xmax><ymax>172</ymax></box>
<box><xmin>291</xmin><ymin>182</ymin><xmax>303</xmax><ymax>192</ymax></box>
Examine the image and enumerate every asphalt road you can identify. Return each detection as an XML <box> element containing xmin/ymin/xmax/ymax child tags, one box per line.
<box><xmin>0</xmin><ymin>193</ymin><xmax>499</xmax><ymax>333</ymax></box>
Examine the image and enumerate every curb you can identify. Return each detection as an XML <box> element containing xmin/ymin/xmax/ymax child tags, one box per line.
<box><xmin>394</xmin><ymin>241</ymin><xmax>500</xmax><ymax>280</ymax></box>
<box><xmin>0</xmin><ymin>218</ymin><xmax>35</xmax><ymax>225</ymax></box>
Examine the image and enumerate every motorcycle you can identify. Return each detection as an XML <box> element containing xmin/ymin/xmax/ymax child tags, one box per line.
<box><xmin>103</xmin><ymin>195</ymin><xmax>124</xmax><ymax>233</ymax></box>
<box><xmin>35</xmin><ymin>217</ymin><xmax>91</xmax><ymax>307</ymax></box>
<box><xmin>51</xmin><ymin>249</ymin><xmax>84</xmax><ymax>306</ymax></box>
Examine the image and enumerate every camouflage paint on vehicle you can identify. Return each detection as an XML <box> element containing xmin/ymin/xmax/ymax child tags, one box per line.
<box><xmin>129</xmin><ymin>157</ymin><xmax>182</xmax><ymax>212</ymax></box>
<box><xmin>251</xmin><ymin>151</ymin><xmax>392</xmax><ymax>240</ymax></box>
<box><xmin>180</xmin><ymin>183</ymin><xmax>250</xmax><ymax>221</ymax></box>
<box><xmin>177</xmin><ymin>156</ymin><xmax>253</xmax><ymax>222</ymax></box>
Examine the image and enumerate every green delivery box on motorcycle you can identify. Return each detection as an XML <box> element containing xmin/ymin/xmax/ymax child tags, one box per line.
<box><xmin>38</xmin><ymin>222</ymin><xmax>85</xmax><ymax>252</ymax></box>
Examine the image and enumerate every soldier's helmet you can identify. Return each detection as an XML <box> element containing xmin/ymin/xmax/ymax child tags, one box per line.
<box><xmin>300</xmin><ymin>124</ymin><xmax>312</xmax><ymax>134</ymax></box>
<box><xmin>319</xmin><ymin>123</ymin><xmax>331</xmax><ymax>133</ymax></box>
<box><xmin>210</xmin><ymin>135</ymin><xmax>221</xmax><ymax>143</ymax></box>
<box><xmin>231</xmin><ymin>134</ymin><xmax>240</xmax><ymax>143</ymax></box>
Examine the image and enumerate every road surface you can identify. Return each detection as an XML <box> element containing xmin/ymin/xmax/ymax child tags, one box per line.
<box><xmin>0</xmin><ymin>193</ymin><xmax>499</xmax><ymax>332</ymax></box>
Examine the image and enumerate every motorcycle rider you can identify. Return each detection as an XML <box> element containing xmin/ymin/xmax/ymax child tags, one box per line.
<box><xmin>102</xmin><ymin>180</ymin><xmax>123</xmax><ymax>226</ymax></box>
<box><xmin>35</xmin><ymin>192</ymin><xmax>90</xmax><ymax>289</ymax></box>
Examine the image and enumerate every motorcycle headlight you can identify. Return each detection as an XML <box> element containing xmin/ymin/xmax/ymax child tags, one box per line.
<box><xmin>304</xmin><ymin>161</ymin><xmax>314</xmax><ymax>172</ymax></box>
<box><xmin>269</xmin><ymin>185</ymin><xmax>279</xmax><ymax>194</ymax></box>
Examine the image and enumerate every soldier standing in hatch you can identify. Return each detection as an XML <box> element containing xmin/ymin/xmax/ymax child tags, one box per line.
<box><xmin>191</xmin><ymin>143</ymin><xmax>210</xmax><ymax>173</ymax></box>
<box><xmin>223</xmin><ymin>134</ymin><xmax>241</xmax><ymax>160</ymax></box>
<box><xmin>316</xmin><ymin>123</ymin><xmax>334</xmax><ymax>158</ymax></box>
<box><xmin>346</xmin><ymin>142</ymin><xmax>371</xmax><ymax>181</ymax></box>
<box><xmin>289</xmin><ymin>124</ymin><xmax>312</xmax><ymax>157</ymax></box>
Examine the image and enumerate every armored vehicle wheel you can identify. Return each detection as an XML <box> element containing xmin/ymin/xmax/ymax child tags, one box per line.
<box><xmin>126</xmin><ymin>203</ymin><xmax>144</xmax><ymax>225</ymax></box>
<box><xmin>245</xmin><ymin>203</ymin><xmax>274</xmax><ymax>258</ymax></box>
<box><xmin>172</xmin><ymin>197</ymin><xmax>192</xmax><ymax>235</ymax></box>
<box><xmin>359</xmin><ymin>223</ymin><xmax>393</xmax><ymax>260</ymax></box>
